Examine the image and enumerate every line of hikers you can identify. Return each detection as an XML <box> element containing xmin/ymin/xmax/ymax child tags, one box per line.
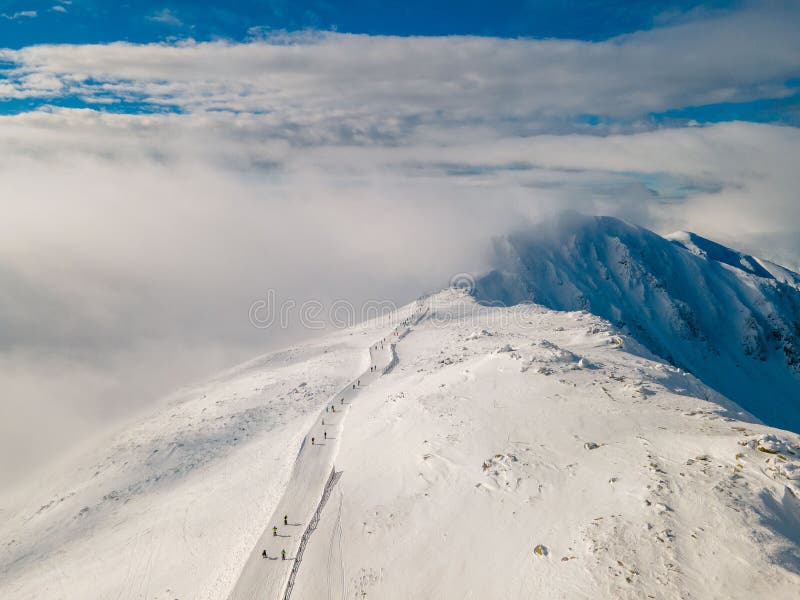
<box><xmin>311</xmin><ymin>430</ymin><xmax>328</xmax><ymax>445</ymax></box>
<box><xmin>310</xmin><ymin>346</ymin><xmax>391</xmax><ymax>446</ymax></box>
<box><xmin>262</xmin><ymin>514</ymin><xmax>291</xmax><ymax>560</ymax></box>
<box><xmin>259</xmin><ymin>334</ymin><xmax>403</xmax><ymax>563</ymax></box>
<box><xmin>261</xmin><ymin>548</ymin><xmax>287</xmax><ymax>561</ymax></box>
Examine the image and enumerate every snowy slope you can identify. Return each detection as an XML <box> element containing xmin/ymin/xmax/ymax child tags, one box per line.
<box><xmin>472</xmin><ymin>213</ymin><xmax>800</xmax><ymax>433</ymax></box>
<box><xmin>667</xmin><ymin>230</ymin><xmax>800</xmax><ymax>291</ymax></box>
<box><xmin>666</xmin><ymin>230</ymin><xmax>778</xmax><ymax>280</ymax></box>
<box><xmin>2</xmin><ymin>225</ymin><xmax>800</xmax><ymax>599</ymax></box>
<box><xmin>287</xmin><ymin>290</ymin><xmax>800</xmax><ymax>599</ymax></box>
<box><xmin>0</xmin><ymin>314</ymin><xmax>404</xmax><ymax>600</ymax></box>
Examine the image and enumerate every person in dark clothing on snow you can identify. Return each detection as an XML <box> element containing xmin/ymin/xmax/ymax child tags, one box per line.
<box><xmin>262</xmin><ymin>549</ymin><xmax>267</xmax><ymax>558</ymax></box>
<box><xmin>284</xmin><ymin>515</ymin><xmax>288</xmax><ymax>526</ymax></box>
<box><xmin>272</xmin><ymin>526</ymin><xmax>277</xmax><ymax>536</ymax></box>
<box><xmin>281</xmin><ymin>549</ymin><xmax>286</xmax><ymax>560</ymax></box>
<box><xmin>324</xmin><ymin>431</ymin><xmax>327</xmax><ymax>440</ymax></box>
<box><xmin>311</xmin><ymin>437</ymin><xmax>315</xmax><ymax>445</ymax></box>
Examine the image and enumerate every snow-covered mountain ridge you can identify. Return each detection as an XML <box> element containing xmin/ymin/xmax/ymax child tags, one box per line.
<box><xmin>2</xmin><ymin>222</ymin><xmax>800</xmax><ymax>599</ymax></box>
<box><xmin>473</xmin><ymin>213</ymin><xmax>800</xmax><ymax>432</ymax></box>
<box><xmin>666</xmin><ymin>230</ymin><xmax>800</xmax><ymax>287</ymax></box>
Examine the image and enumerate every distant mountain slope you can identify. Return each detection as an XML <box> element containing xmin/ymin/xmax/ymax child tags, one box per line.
<box><xmin>473</xmin><ymin>213</ymin><xmax>800</xmax><ymax>432</ymax></box>
<box><xmin>666</xmin><ymin>230</ymin><xmax>777</xmax><ymax>280</ymax></box>
<box><xmin>666</xmin><ymin>230</ymin><xmax>800</xmax><ymax>291</ymax></box>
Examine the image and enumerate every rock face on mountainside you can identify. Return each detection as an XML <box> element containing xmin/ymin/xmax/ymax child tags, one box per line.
<box><xmin>472</xmin><ymin>213</ymin><xmax>800</xmax><ymax>432</ymax></box>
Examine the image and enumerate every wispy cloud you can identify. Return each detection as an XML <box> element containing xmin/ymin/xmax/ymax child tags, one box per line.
<box><xmin>2</xmin><ymin>9</ymin><xmax>37</xmax><ymax>20</ymax></box>
<box><xmin>146</xmin><ymin>8</ymin><xmax>184</xmax><ymax>27</ymax></box>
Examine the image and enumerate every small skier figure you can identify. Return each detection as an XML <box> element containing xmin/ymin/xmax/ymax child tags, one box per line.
<box><xmin>272</xmin><ymin>526</ymin><xmax>277</xmax><ymax>536</ymax></box>
<box><xmin>262</xmin><ymin>549</ymin><xmax>267</xmax><ymax>558</ymax></box>
<box><xmin>324</xmin><ymin>431</ymin><xmax>327</xmax><ymax>440</ymax></box>
<box><xmin>341</xmin><ymin>397</ymin><xmax>344</xmax><ymax>405</ymax></box>
<box><xmin>332</xmin><ymin>406</ymin><xmax>335</xmax><ymax>413</ymax></box>
<box><xmin>357</xmin><ymin>379</ymin><xmax>361</xmax><ymax>386</ymax></box>
<box><xmin>352</xmin><ymin>384</ymin><xmax>355</xmax><ymax>390</ymax></box>
<box><xmin>311</xmin><ymin>437</ymin><xmax>315</xmax><ymax>445</ymax></box>
<box><xmin>284</xmin><ymin>515</ymin><xmax>288</xmax><ymax>526</ymax></box>
<box><xmin>281</xmin><ymin>549</ymin><xmax>286</xmax><ymax>561</ymax></box>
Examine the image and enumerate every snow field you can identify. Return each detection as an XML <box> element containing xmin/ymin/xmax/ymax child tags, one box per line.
<box><xmin>291</xmin><ymin>291</ymin><xmax>800</xmax><ymax>599</ymax></box>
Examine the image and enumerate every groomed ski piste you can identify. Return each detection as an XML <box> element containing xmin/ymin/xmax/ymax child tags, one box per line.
<box><xmin>2</xmin><ymin>238</ymin><xmax>800</xmax><ymax>598</ymax></box>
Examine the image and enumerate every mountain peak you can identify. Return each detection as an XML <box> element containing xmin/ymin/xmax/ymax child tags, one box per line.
<box><xmin>474</xmin><ymin>214</ymin><xmax>800</xmax><ymax>432</ymax></box>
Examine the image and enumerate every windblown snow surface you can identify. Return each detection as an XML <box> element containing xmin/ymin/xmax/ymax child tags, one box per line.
<box><xmin>2</xmin><ymin>216</ymin><xmax>800</xmax><ymax>599</ymax></box>
<box><xmin>0</xmin><ymin>315</ymin><xmax>401</xmax><ymax>600</ymax></box>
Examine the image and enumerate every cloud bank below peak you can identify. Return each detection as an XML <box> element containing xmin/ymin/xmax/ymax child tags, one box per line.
<box><xmin>2</xmin><ymin>1</ymin><xmax>800</xmax><ymax>488</ymax></box>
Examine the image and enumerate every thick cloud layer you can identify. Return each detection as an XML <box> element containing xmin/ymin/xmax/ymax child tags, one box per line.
<box><xmin>2</xmin><ymin>2</ymin><xmax>800</xmax><ymax>490</ymax></box>
<box><xmin>1</xmin><ymin>4</ymin><xmax>799</xmax><ymax>123</ymax></box>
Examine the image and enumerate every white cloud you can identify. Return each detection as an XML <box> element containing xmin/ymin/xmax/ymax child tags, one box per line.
<box><xmin>0</xmin><ymin>3</ymin><xmax>797</xmax><ymax>123</ymax></box>
<box><xmin>50</xmin><ymin>5</ymin><xmax>67</xmax><ymax>13</ymax></box>
<box><xmin>2</xmin><ymin>10</ymin><xmax>37</xmax><ymax>19</ymax></box>
<box><xmin>1</xmin><ymin>2</ymin><xmax>800</xmax><ymax>486</ymax></box>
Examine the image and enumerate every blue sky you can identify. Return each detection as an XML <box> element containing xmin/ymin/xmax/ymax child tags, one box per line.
<box><xmin>0</xmin><ymin>0</ymin><xmax>740</xmax><ymax>46</ymax></box>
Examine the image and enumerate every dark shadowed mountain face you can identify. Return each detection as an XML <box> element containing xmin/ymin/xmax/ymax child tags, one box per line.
<box><xmin>473</xmin><ymin>213</ymin><xmax>800</xmax><ymax>432</ymax></box>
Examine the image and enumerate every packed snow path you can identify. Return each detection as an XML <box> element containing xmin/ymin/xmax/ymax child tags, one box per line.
<box><xmin>226</xmin><ymin>343</ymin><xmax>388</xmax><ymax>600</ymax></box>
<box><xmin>228</xmin><ymin>308</ymin><xmax>426</xmax><ymax>600</ymax></box>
